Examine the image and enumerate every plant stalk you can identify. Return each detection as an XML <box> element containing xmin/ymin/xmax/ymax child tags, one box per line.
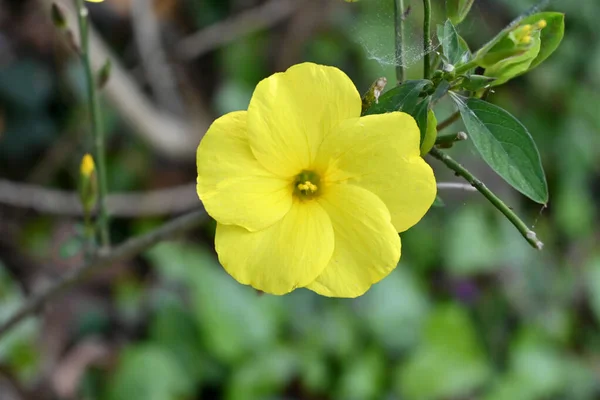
<box><xmin>393</xmin><ymin>0</ymin><xmax>406</xmax><ymax>84</ymax></box>
<box><xmin>436</xmin><ymin>111</ymin><xmax>460</xmax><ymax>131</ymax></box>
<box><xmin>0</xmin><ymin>209</ymin><xmax>207</xmax><ymax>337</ymax></box>
<box><xmin>422</xmin><ymin>0</ymin><xmax>431</xmax><ymax>78</ymax></box>
<box><xmin>74</xmin><ymin>0</ymin><xmax>110</xmax><ymax>248</ymax></box>
<box><xmin>429</xmin><ymin>147</ymin><xmax>543</xmax><ymax>250</ymax></box>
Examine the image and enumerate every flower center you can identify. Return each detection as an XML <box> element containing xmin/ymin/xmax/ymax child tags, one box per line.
<box><xmin>294</xmin><ymin>170</ymin><xmax>320</xmax><ymax>199</ymax></box>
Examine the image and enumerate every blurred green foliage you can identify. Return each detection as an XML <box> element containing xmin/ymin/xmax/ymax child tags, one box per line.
<box><xmin>0</xmin><ymin>0</ymin><xmax>599</xmax><ymax>399</ymax></box>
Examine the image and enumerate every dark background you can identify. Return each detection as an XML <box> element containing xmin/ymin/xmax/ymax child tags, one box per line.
<box><xmin>0</xmin><ymin>0</ymin><xmax>599</xmax><ymax>399</ymax></box>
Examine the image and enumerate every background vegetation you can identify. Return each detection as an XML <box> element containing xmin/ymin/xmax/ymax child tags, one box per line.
<box><xmin>0</xmin><ymin>0</ymin><xmax>599</xmax><ymax>399</ymax></box>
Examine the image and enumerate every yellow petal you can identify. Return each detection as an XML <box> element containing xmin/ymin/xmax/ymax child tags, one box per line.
<box><xmin>215</xmin><ymin>199</ymin><xmax>334</xmax><ymax>295</ymax></box>
<box><xmin>247</xmin><ymin>62</ymin><xmax>362</xmax><ymax>177</ymax></box>
<box><xmin>315</xmin><ymin>112</ymin><xmax>437</xmax><ymax>233</ymax></box>
<box><xmin>197</xmin><ymin>111</ymin><xmax>292</xmax><ymax>231</ymax></box>
<box><xmin>307</xmin><ymin>184</ymin><xmax>401</xmax><ymax>298</ymax></box>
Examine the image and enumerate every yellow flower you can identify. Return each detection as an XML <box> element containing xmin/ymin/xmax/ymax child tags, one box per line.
<box><xmin>196</xmin><ymin>63</ymin><xmax>436</xmax><ymax>298</ymax></box>
<box><xmin>80</xmin><ymin>153</ymin><xmax>95</xmax><ymax>177</ymax></box>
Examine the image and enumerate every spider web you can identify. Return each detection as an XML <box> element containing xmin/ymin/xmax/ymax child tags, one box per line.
<box><xmin>346</xmin><ymin>0</ymin><xmax>552</xmax><ymax>72</ymax></box>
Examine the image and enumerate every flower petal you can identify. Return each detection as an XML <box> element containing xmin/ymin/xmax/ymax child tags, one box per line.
<box><xmin>247</xmin><ymin>62</ymin><xmax>362</xmax><ymax>177</ymax></box>
<box><xmin>215</xmin><ymin>199</ymin><xmax>334</xmax><ymax>295</ymax></box>
<box><xmin>315</xmin><ymin>112</ymin><xmax>437</xmax><ymax>232</ymax></box>
<box><xmin>197</xmin><ymin>111</ymin><xmax>293</xmax><ymax>231</ymax></box>
<box><xmin>306</xmin><ymin>184</ymin><xmax>401</xmax><ymax>298</ymax></box>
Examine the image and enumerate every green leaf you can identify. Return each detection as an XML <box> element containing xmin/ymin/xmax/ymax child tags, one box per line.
<box><xmin>452</xmin><ymin>96</ymin><xmax>548</xmax><ymax>203</ymax></box>
<box><xmin>363</xmin><ymin>80</ymin><xmax>431</xmax><ymax>116</ymax></box>
<box><xmin>440</xmin><ymin>20</ymin><xmax>462</xmax><ymax>65</ymax></box>
<box><xmin>413</xmin><ymin>97</ymin><xmax>431</xmax><ymax>147</ymax></box>
<box><xmin>446</xmin><ymin>0</ymin><xmax>474</xmax><ymax>25</ymax></box>
<box><xmin>432</xmin><ymin>196</ymin><xmax>445</xmax><ymax>207</ymax></box>
<box><xmin>460</xmin><ymin>74</ymin><xmax>496</xmax><ymax>91</ymax></box>
<box><xmin>437</xmin><ymin>22</ymin><xmax>471</xmax><ymax>68</ymax></box>
<box><xmin>357</xmin><ymin>268</ymin><xmax>430</xmax><ymax>352</ymax></box>
<box><xmin>145</xmin><ymin>243</ymin><xmax>281</xmax><ymax>364</ymax></box>
<box><xmin>226</xmin><ymin>347</ymin><xmax>297</xmax><ymax>400</ymax></box>
<box><xmin>518</xmin><ymin>12</ymin><xmax>565</xmax><ymax>69</ymax></box>
<box><xmin>108</xmin><ymin>345</ymin><xmax>193</xmax><ymax>400</ymax></box>
<box><xmin>585</xmin><ymin>257</ymin><xmax>600</xmax><ymax>325</ymax></box>
<box><xmin>59</xmin><ymin>236</ymin><xmax>84</xmax><ymax>259</ymax></box>
<box><xmin>398</xmin><ymin>304</ymin><xmax>491</xmax><ymax>399</ymax></box>
<box><xmin>431</xmin><ymin>80</ymin><xmax>450</xmax><ymax>103</ymax></box>
<box><xmin>337</xmin><ymin>348</ymin><xmax>385</xmax><ymax>400</ymax></box>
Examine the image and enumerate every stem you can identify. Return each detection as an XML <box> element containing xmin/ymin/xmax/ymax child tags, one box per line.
<box><xmin>429</xmin><ymin>148</ymin><xmax>543</xmax><ymax>250</ymax></box>
<box><xmin>74</xmin><ymin>0</ymin><xmax>110</xmax><ymax>248</ymax></box>
<box><xmin>436</xmin><ymin>111</ymin><xmax>460</xmax><ymax>131</ymax></box>
<box><xmin>435</xmin><ymin>131</ymin><xmax>467</xmax><ymax>147</ymax></box>
<box><xmin>422</xmin><ymin>0</ymin><xmax>431</xmax><ymax>78</ymax></box>
<box><xmin>454</xmin><ymin>59</ymin><xmax>479</xmax><ymax>75</ymax></box>
<box><xmin>0</xmin><ymin>209</ymin><xmax>207</xmax><ymax>337</ymax></box>
<box><xmin>393</xmin><ymin>0</ymin><xmax>405</xmax><ymax>84</ymax></box>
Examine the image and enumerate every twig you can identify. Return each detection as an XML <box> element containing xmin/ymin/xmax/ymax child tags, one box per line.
<box><xmin>45</xmin><ymin>0</ymin><xmax>205</xmax><ymax>160</ymax></box>
<box><xmin>393</xmin><ymin>0</ymin><xmax>406</xmax><ymax>84</ymax></box>
<box><xmin>429</xmin><ymin>148</ymin><xmax>543</xmax><ymax>250</ymax></box>
<box><xmin>177</xmin><ymin>0</ymin><xmax>300</xmax><ymax>60</ymax></box>
<box><xmin>422</xmin><ymin>0</ymin><xmax>431</xmax><ymax>78</ymax></box>
<box><xmin>0</xmin><ymin>180</ymin><xmax>197</xmax><ymax>217</ymax></box>
<box><xmin>436</xmin><ymin>110</ymin><xmax>461</xmax><ymax>131</ymax></box>
<box><xmin>0</xmin><ymin>209</ymin><xmax>207</xmax><ymax>337</ymax></box>
<box><xmin>437</xmin><ymin>182</ymin><xmax>477</xmax><ymax>192</ymax></box>
<box><xmin>131</xmin><ymin>0</ymin><xmax>185</xmax><ymax>115</ymax></box>
<box><xmin>74</xmin><ymin>0</ymin><xmax>109</xmax><ymax>247</ymax></box>
<box><xmin>435</xmin><ymin>131</ymin><xmax>467</xmax><ymax>147</ymax></box>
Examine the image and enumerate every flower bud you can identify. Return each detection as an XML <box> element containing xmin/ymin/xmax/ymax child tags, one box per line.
<box><xmin>420</xmin><ymin>109</ymin><xmax>437</xmax><ymax>156</ymax></box>
<box><xmin>473</xmin><ymin>12</ymin><xmax>564</xmax><ymax>86</ymax></box>
<box><xmin>51</xmin><ymin>3</ymin><xmax>67</xmax><ymax>29</ymax></box>
<box><xmin>97</xmin><ymin>59</ymin><xmax>111</xmax><ymax>89</ymax></box>
<box><xmin>78</xmin><ymin>154</ymin><xmax>98</xmax><ymax>216</ymax></box>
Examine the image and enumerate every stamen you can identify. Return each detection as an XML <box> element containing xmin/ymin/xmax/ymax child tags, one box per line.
<box><xmin>294</xmin><ymin>170</ymin><xmax>321</xmax><ymax>199</ymax></box>
<box><xmin>297</xmin><ymin>181</ymin><xmax>318</xmax><ymax>194</ymax></box>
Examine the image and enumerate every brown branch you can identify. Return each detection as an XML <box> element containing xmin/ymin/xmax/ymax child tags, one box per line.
<box><xmin>44</xmin><ymin>0</ymin><xmax>207</xmax><ymax>160</ymax></box>
<box><xmin>436</xmin><ymin>111</ymin><xmax>461</xmax><ymax>132</ymax></box>
<box><xmin>177</xmin><ymin>0</ymin><xmax>301</xmax><ymax>60</ymax></box>
<box><xmin>0</xmin><ymin>209</ymin><xmax>207</xmax><ymax>338</ymax></box>
<box><xmin>0</xmin><ymin>180</ymin><xmax>197</xmax><ymax>217</ymax></box>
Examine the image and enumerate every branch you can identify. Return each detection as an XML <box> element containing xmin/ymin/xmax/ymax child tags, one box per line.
<box><xmin>435</xmin><ymin>131</ymin><xmax>468</xmax><ymax>147</ymax></box>
<box><xmin>177</xmin><ymin>0</ymin><xmax>300</xmax><ymax>60</ymax></box>
<box><xmin>0</xmin><ymin>209</ymin><xmax>207</xmax><ymax>337</ymax></box>
<box><xmin>131</xmin><ymin>0</ymin><xmax>185</xmax><ymax>115</ymax></box>
<box><xmin>74</xmin><ymin>0</ymin><xmax>110</xmax><ymax>247</ymax></box>
<box><xmin>46</xmin><ymin>0</ymin><xmax>206</xmax><ymax>160</ymax></box>
<box><xmin>422</xmin><ymin>0</ymin><xmax>431</xmax><ymax>78</ymax></box>
<box><xmin>0</xmin><ymin>180</ymin><xmax>197</xmax><ymax>217</ymax></box>
<box><xmin>436</xmin><ymin>111</ymin><xmax>461</xmax><ymax>131</ymax></box>
<box><xmin>437</xmin><ymin>182</ymin><xmax>477</xmax><ymax>192</ymax></box>
<box><xmin>393</xmin><ymin>0</ymin><xmax>406</xmax><ymax>84</ymax></box>
<box><xmin>429</xmin><ymin>148</ymin><xmax>543</xmax><ymax>249</ymax></box>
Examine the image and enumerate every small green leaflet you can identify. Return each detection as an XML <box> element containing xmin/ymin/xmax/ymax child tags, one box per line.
<box><xmin>437</xmin><ymin>20</ymin><xmax>471</xmax><ymax>67</ymax></box>
<box><xmin>452</xmin><ymin>95</ymin><xmax>548</xmax><ymax>204</ymax></box>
